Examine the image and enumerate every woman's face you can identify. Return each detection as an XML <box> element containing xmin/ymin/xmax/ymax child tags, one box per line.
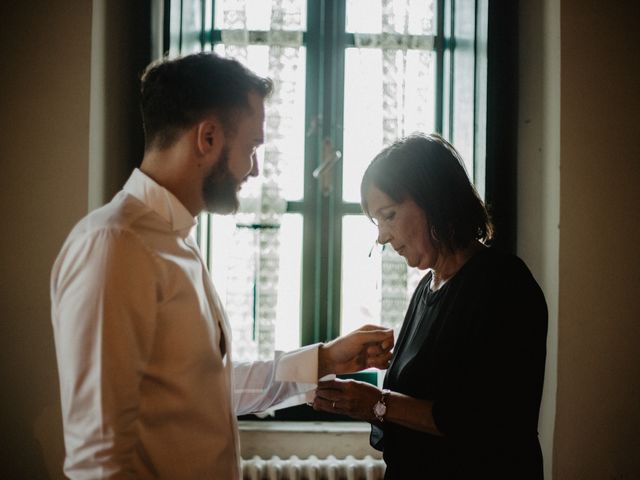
<box><xmin>365</xmin><ymin>185</ymin><xmax>437</xmax><ymax>270</ymax></box>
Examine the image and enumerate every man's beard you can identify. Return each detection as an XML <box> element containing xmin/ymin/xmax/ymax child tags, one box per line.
<box><xmin>202</xmin><ymin>146</ymin><xmax>240</xmax><ymax>214</ymax></box>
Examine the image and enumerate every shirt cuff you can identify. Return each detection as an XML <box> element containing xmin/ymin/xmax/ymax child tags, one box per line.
<box><xmin>275</xmin><ymin>343</ymin><xmax>321</xmax><ymax>383</ymax></box>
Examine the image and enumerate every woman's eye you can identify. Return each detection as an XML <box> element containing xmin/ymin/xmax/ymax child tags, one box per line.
<box><xmin>384</xmin><ymin>212</ymin><xmax>396</xmax><ymax>222</ymax></box>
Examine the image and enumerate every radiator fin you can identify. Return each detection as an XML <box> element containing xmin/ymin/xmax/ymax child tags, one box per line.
<box><xmin>242</xmin><ymin>454</ymin><xmax>386</xmax><ymax>480</ymax></box>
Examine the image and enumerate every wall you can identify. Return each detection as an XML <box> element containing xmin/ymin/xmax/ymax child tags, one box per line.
<box><xmin>0</xmin><ymin>1</ymin><xmax>148</xmax><ymax>478</ymax></box>
<box><xmin>89</xmin><ymin>0</ymin><xmax>149</xmax><ymax>210</ymax></box>
<box><xmin>519</xmin><ymin>1</ymin><xmax>640</xmax><ymax>478</ymax></box>
<box><xmin>3</xmin><ymin>1</ymin><xmax>639</xmax><ymax>479</ymax></box>
<box><xmin>0</xmin><ymin>2</ymin><xmax>93</xmax><ymax>478</ymax></box>
<box><xmin>517</xmin><ymin>0</ymin><xmax>561</xmax><ymax>478</ymax></box>
<box><xmin>554</xmin><ymin>1</ymin><xmax>640</xmax><ymax>478</ymax></box>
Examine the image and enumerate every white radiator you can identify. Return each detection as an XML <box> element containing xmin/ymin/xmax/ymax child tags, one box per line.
<box><xmin>241</xmin><ymin>454</ymin><xmax>386</xmax><ymax>480</ymax></box>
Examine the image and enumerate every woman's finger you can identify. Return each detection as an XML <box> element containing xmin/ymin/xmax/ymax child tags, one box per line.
<box><xmin>313</xmin><ymin>395</ymin><xmax>344</xmax><ymax>414</ymax></box>
<box><xmin>313</xmin><ymin>389</ymin><xmax>341</xmax><ymax>403</ymax></box>
<box><xmin>317</xmin><ymin>379</ymin><xmax>349</xmax><ymax>391</ymax></box>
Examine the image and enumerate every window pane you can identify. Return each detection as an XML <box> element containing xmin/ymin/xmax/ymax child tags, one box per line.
<box><xmin>214</xmin><ymin>0</ymin><xmax>307</xmax><ymax>31</ymax></box>
<box><xmin>213</xmin><ymin>44</ymin><xmax>306</xmax><ymax>201</ymax></box>
<box><xmin>342</xmin><ymin>49</ymin><xmax>383</xmax><ymax>203</ymax></box>
<box><xmin>346</xmin><ymin>0</ymin><xmax>383</xmax><ymax>34</ymax></box>
<box><xmin>346</xmin><ymin>0</ymin><xmax>435</xmax><ymax>35</ymax></box>
<box><xmin>273</xmin><ymin>215</ymin><xmax>302</xmax><ymax>353</ymax></box>
<box><xmin>342</xmin><ymin>48</ymin><xmax>436</xmax><ymax>202</ymax></box>
<box><xmin>210</xmin><ymin>213</ymin><xmax>302</xmax><ymax>362</ymax></box>
<box><xmin>340</xmin><ymin>215</ymin><xmax>425</xmax><ymax>337</ymax></box>
<box><xmin>207</xmin><ymin>2</ymin><xmax>308</xmax><ymax>363</ymax></box>
<box><xmin>171</xmin><ymin>0</ymin><xmax>217</xmax><ymax>54</ymax></box>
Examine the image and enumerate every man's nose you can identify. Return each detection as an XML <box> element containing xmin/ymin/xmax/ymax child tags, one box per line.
<box><xmin>249</xmin><ymin>152</ymin><xmax>259</xmax><ymax>177</ymax></box>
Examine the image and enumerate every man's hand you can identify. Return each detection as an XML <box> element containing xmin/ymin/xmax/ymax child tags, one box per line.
<box><xmin>318</xmin><ymin>324</ymin><xmax>394</xmax><ymax>378</ymax></box>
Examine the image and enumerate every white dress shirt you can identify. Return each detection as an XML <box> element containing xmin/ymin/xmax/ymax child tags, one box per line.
<box><xmin>51</xmin><ymin>169</ymin><xmax>319</xmax><ymax>479</ymax></box>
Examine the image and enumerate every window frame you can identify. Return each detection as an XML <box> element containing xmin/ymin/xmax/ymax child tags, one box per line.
<box><xmin>158</xmin><ymin>0</ymin><xmax>494</xmax><ymax>348</ymax></box>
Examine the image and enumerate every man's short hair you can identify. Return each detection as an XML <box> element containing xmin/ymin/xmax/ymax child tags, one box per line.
<box><xmin>140</xmin><ymin>52</ymin><xmax>273</xmax><ymax>151</ymax></box>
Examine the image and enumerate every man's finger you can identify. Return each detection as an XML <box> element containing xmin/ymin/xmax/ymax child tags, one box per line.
<box><xmin>360</xmin><ymin>328</ymin><xmax>393</xmax><ymax>337</ymax></box>
<box><xmin>357</xmin><ymin>330</ymin><xmax>394</xmax><ymax>348</ymax></box>
<box><xmin>366</xmin><ymin>342</ymin><xmax>393</xmax><ymax>355</ymax></box>
<box><xmin>367</xmin><ymin>352</ymin><xmax>393</xmax><ymax>369</ymax></box>
<box><xmin>357</xmin><ymin>324</ymin><xmax>386</xmax><ymax>332</ymax></box>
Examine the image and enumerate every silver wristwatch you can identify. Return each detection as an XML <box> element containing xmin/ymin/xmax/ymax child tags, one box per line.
<box><xmin>373</xmin><ymin>389</ymin><xmax>391</xmax><ymax>422</ymax></box>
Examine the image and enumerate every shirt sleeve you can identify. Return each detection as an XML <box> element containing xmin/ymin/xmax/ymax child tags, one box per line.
<box><xmin>232</xmin><ymin>343</ymin><xmax>321</xmax><ymax>416</ymax></box>
<box><xmin>51</xmin><ymin>228</ymin><xmax>158</xmax><ymax>479</ymax></box>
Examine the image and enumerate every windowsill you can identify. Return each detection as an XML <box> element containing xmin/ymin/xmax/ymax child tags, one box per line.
<box><xmin>238</xmin><ymin>420</ymin><xmax>381</xmax><ymax>459</ymax></box>
<box><xmin>239</xmin><ymin>420</ymin><xmax>371</xmax><ymax>433</ymax></box>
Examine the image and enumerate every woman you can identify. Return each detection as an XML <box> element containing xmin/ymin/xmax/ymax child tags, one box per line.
<box><xmin>313</xmin><ymin>133</ymin><xmax>547</xmax><ymax>479</ymax></box>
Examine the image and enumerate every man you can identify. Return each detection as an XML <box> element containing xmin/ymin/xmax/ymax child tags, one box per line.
<box><xmin>51</xmin><ymin>53</ymin><xmax>393</xmax><ymax>479</ymax></box>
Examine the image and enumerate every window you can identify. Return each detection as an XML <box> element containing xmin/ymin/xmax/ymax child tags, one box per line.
<box><xmin>161</xmin><ymin>0</ymin><xmax>488</xmax><ymax>363</ymax></box>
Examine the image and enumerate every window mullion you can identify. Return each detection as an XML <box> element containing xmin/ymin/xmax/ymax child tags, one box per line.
<box><xmin>323</xmin><ymin>0</ymin><xmax>346</xmax><ymax>342</ymax></box>
<box><xmin>436</xmin><ymin>0</ymin><xmax>446</xmax><ymax>134</ymax></box>
<box><xmin>301</xmin><ymin>0</ymin><xmax>347</xmax><ymax>345</ymax></box>
<box><xmin>300</xmin><ymin>0</ymin><xmax>323</xmax><ymax>346</ymax></box>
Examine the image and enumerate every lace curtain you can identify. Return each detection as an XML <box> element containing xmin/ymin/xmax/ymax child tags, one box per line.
<box><xmin>214</xmin><ymin>0</ymin><xmax>304</xmax><ymax>362</ymax></box>
<box><xmin>375</xmin><ymin>0</ymin><xmax>434</xmax><ymax>330</ymax></box>
<box><xmin>171</xmin><ymin>0</ymin><xmax>437</xmax><ymax>358</ymax></box>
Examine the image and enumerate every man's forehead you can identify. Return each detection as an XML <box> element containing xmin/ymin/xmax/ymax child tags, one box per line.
<box><xmin>248</xmin><ymin>90</ymin><xmax>266</xmax><ymax>114</ymax></box>
<box><xmin>232</xmin><ymin>92</ymin><xmax>265</xmax><ymax>139</ymax></box>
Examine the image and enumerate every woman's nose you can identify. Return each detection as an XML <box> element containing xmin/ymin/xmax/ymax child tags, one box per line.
<box><xmin>377</xmin><ymin>225</ymin><xmax>391</xmax><ymax>245</ymax></box>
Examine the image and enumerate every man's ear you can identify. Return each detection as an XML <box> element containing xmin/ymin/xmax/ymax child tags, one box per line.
<box><xmin>195</xmin><ymin>118</ymin><xmax>223</xmax><ymax>157</ymax></box>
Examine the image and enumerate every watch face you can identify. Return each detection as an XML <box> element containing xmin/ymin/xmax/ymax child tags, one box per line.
<box><xmin>374</xmin><ymin>401</ymin><xmax>387</xmax><ymax>418</ymax></box>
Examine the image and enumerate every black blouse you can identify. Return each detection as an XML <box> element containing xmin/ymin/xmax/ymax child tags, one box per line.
<box><xmin>371</xmin><ymin>248</ymin><xmax>547</xmax><ymax>479</ymax></box>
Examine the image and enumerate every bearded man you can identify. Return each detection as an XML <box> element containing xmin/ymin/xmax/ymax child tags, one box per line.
<box><xmin>51</xmin><ymin>53</ymin><xmax>393</xmax><ymax>480</ymax></box>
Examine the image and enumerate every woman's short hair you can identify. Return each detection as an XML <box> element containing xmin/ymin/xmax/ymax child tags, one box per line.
<box><xmin>140</xmin><ymin>52</ymin><xmax>273</xmax><ymax>151</ymax></box>
<box><xmin>361</xmin><ymin>133</ymin><xmax>493</xmax><ymax>252</ymax></box>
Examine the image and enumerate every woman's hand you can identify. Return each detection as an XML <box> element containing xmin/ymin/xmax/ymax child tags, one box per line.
<box><xmin>312</xmin><ymin>378</ymin><xmax>382</xmax><ymax>423</ymax></box>
<box><xmin>318</xmin><ymin>325</ymin><xmax>394</xmax><ymax>377</ymax></box>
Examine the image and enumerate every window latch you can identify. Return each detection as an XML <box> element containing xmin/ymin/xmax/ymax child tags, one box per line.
<box><xmin>312</xmin><ymin>138</ymin><xmax>342</xmax><ymax>196</ymax></box>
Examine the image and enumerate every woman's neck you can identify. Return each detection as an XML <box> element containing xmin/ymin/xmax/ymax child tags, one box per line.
<box><xmin>430</xmin><ymin>240</ymin><xmax>485</xmax><ymax>291</ymax></box>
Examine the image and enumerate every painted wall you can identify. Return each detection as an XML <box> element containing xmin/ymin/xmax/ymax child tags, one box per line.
<box><xmin>2</xmin><ymin>1</ymin><xmax>639</xmax><ymax>479</ymax></box>
<box><xmin>0</xmin><ymin>1</ymin><xmax>148</xmax><ymax>478</ymax></box>
<box><xmin>0</xmin><ymin>2</ymin><xmax>93</xmax><ymax>478</ymax></box>
<box><xmin>518</xmin><ymin>0</ymin><xmax>561</xmax><ymax>478</ymax></box>
<box><xmin>519</xmin><ymin>1</ymin><xmax>640</xmax><ymax>478</ymax></box>
<box><xmin>554</xmin><ymin>1</ymin><xmax>640</xmax><ymax>478</ymax></box>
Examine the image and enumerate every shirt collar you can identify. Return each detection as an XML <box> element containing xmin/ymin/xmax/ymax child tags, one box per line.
<box><xmin>123</xmin><ymin>168</ymin><xmax>197</xmax><ymax>238</ymax></box>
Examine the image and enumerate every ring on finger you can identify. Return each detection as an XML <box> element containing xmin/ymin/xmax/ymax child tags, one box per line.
<box><xmin>332</xmin><ymin>401</ymin><xmax>336</xmax><ymax>408</ymax></box>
